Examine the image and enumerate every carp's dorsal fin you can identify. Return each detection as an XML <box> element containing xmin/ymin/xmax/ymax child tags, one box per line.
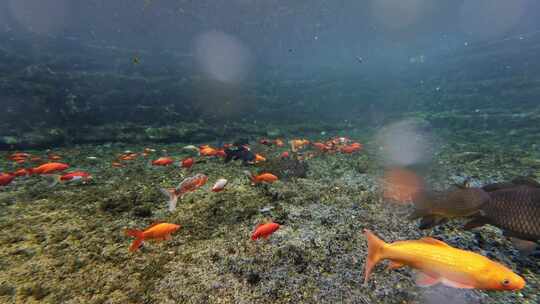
<box><xmin>418</xmin><ymin>237</ymin><xmax>450</xmax><ymax>247</ymax></box>
<box><xmin>511</xmin><ymin>176</ymin><xmax>540</xmax><ymax>188</ymax></box>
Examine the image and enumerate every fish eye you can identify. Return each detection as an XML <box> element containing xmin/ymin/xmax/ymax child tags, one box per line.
<box><xmin>502</xmin><ymin>279</ymin><xmax>510</xmax><ymax>286</ymax></box>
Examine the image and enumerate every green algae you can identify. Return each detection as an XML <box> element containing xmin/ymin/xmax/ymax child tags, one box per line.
<box><xmin>0</xmin><ymin>133</ymin><xmax>539</xmax><ymax>304</ymax></box>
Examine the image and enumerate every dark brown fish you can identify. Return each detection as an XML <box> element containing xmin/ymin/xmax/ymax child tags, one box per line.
<box><xmin>409</xmin><ymin>187</ymin><xmax>490</xmax><ymax>229</ymax></box>
<box><xmin>464</xmin><ymin>185</ymin><xmax>540</xmax><ymax>252</ymax></box>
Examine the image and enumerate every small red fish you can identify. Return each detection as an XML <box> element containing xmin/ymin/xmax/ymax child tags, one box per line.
<box><xmin>119</xmin><ymin>153</ymin><xmax>138</xmax><ymax>161</ymax></box>
<box><xmin>30</xmin><ymin>156</ymin><xmax>42</xmax><ymax>162</ymax></box>
<box><xmin>152</xmin><ymin>157</ymin><xmax>174</xmax><ymax>166</ymax></box>
<box><xmin>181</xmin><ymin>157</ymin><xmax>194</xmax><ymax>169</ymax></box>
<box><xmin>313</xmin><ymin>142</ymin><xmax>330</xmax><ymax>152</ymax></box>
<box><xmin>280</xmin><ymin>151</ymin><xmax>290</xmax><ymax>159</ymax></box>
<box><xmin>12</xmin><ymin>168</ymin><xmax>30</xmax><ymax>177</ymax></box>
<box><xmin>200</xmin><ymin>145</ymin><xmax>218</xmax><ymax>157</ymax></box>
<box><xmin>48</xmin><ymin>154</ymin><xmax>62</xmax><ymax>161</ymax></box>
<box><xmin>275</xmin><ymin>139</ymin><xmax>285</xmax><ymax>147</ymax></box>
<box><xmin>216</xmin><ymin>149</ymin><xmax>227</xmax><ymax>158</ymax></box>
<box><xmin>259</xmin><ymin>138</ymin><xmax>272</xmax><ymax>146</ymax></box>
<box><xmin>160</xmin><ymin>173</ymin><xmax>208</xmax><ymax>211</ymax></box>
<box><xmin>251</xmin><ymin>222</ymin><xmax>280</xmax><ymax>240</ymax></box>
<box><xmin>212</xmin><ymin>178</ymin><xmax>228</xmax><ymax>192</ymax></box>
<box><xmin>245</xmin><ymin>171</ymin><xmax>278</xmax><ymax>184</ymax></box>
<box><xmin>125</xmin><ymin>223</ymin><xmax>181</xmax><ymax>252</ymax></box>
<box><xmin>112</xmin><ymin>162</ymin><xmax>125</xmax><ymax>168</ymax></box>
<box><xmin>340</xmin><ymin>143</ymin><xmax>362</xmax><ymax>154</ymax></box>
<box><xmin>8</xmin><ymin>152</ymin><xmax>30</xmax><ymax>161</ymax></box>
<box><xmin>0</xmin><ymin>173</ymin><xmax>15</xmax><ymax>186</ymax></box>
<box><xmin>60</xmin><ymin>171</ymin><xmax>92</xmax><ymax>182</ymax></box>
<box><xmin>28</xmin><ymin>162</ymin><xmax>69</xmax><ymax>175</ymax></box>
<box><xmin>48</xmin><ymin>171</ymin><xmax>92</xmax><ymax>187</ymax></box>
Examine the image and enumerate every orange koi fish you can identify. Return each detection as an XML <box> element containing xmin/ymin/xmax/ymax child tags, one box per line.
<box><xmin>363</xmin><ymin>229</ymin><xmax>525</xmax><ymax>290</ymax></box>
<box><xmin>251</xmin><ymin>222</ymin><xmax>280</xmax><ymax>240</ymax></box>
<box><xmin>290</xmin><ymin>139</ymin><xmax>310</xmax><ymax>152</ymax></box>
<box><xmin>28</xmin><ymin>162</ymin><xmax>69</xmax><ymax>175</ymax></box>
<box><xmin>244</xmin><ymin>171</ymin><xmax>278</xmax><ymax>184</ymax></box>
<box><xmin>152</xmin><ymin>157</ymin><xmax>174</xmax><ymax>166</ymax></box>
<box><xmin>125</xmin><ymin>223</ymin><xmax>181</xmax><ymax>252</ymax></box>
<box><xmin>254</xmin><ymin>153</ymin><xmax>266</xmax><ymax>163</ymax></box>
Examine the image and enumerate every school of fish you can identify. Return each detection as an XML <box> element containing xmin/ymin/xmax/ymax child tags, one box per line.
<box><xmin>1</xmin><ymin>135</ymin><xmax>533</xmax><ymax>292</ymax></box>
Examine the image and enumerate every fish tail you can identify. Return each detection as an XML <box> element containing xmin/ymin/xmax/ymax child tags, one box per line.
<box><xmin>363</xmin><ymin>229</ymin><xmax>388</xmax><ymax>284</ymax></box>
<box><xmin>125</xmin><ymin>229</ymin><xmax>144</xmax><ymax>252</ymax></box>
<box><xmin>159</xmin><ymin>188</ymin><xmax>178</xmax><ymax>212</ymax></box>
<box><xmin>45</xmin><ymin>174</ymin><xmax>61</xmax><ymax>187</ymax></box>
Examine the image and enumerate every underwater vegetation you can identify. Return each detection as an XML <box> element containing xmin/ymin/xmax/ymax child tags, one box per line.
<box><xmin>0</xmin><ymin>128</ymin><xmax>539</xmax><ymax>304</ymax></box>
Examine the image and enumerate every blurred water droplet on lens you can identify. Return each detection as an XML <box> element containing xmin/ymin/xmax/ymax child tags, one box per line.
<box><xmin>194</xmin><ymin>30</ymin><xmax>253</xmax><ymax>84</ymax></box>
<box><xmin>375</xmin><ymin>119</ymin><xmax>433</xmax><ymax>166</ymax></box>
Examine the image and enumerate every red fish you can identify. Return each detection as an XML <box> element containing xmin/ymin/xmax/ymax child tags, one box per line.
<box><xmin>47</xmin><ymin>171</ymin><xmax>92</xmax><ymax>187</ymax></box>
<box><xmin>280</xmin><ymin>151</ymin><xmax>290</xmax><ymax>159</ymax></box>
<box><xmin>274</xmin><ymin>139</ymin><xmax>285</xmax><ymax>147</ymax></box>
<box><xmin>48</xmin><ymin>154</ymin><xmax>62</xmax><ymax>161</ymax></box>
<box><xmin>112</xmin><ymin>162</ymin><xmax>125</xmax><ymax>168</ymax></box>
<box><xmin>28</xmin><ymin>162</ymin><xmax>69</xmax><ymax>175</ymax></box>
<box><xmin>251</xmin><ymin>222</ymin><xmax>280</xmax><ymax>240</ymax></box>
<box><xmin>180</xmin><ymin>157</ymin><xmax>194</xmax><ymax>169</ymax></box>
<box><xmin>216</xmin><ymin>149</ymin><xmax>227</xmax><ymax>158</ymax></box>
<box><xmin>200</xmin><ymin>145</ymin><xmax>218</xmax><ymax>157</ymax></box>
<box><xmin>125</xmin><ymin>223</ymin><xmax>181</xmax><ymax>252</ymax></box>
<box><xmin>340</xmin><ymin>143</ymin><xmax>362</xmax><ymax>154</ymax></box>
<box><xmin>259</xmin><ymin>138</ymin><xmax>272</xmax><ymax>146</ymax></box>
<box><xmin>13</xmin><ymin>168</ymin><xmax>30</xmax><ymax>177</ymax></box>
<box><xmin>244</xmin><ymin>171</ymin><xmax>278</xmax><ymax>184</ymax></box>
<box><xmin>0</xmin><ymin>173</ymin><xmax>15</xmax><ymax>186</ymax></box>
<box><xmin>313</xmin><ymin>142</ymin><xmax>330</xmax><ymax>152</ymax></box>
<box><xmin>8</xmin><ymin>152</ymin><xmax>30</xmax><ymax>161</ymax></box>
<box><xmin>152</xmin><ymin>157</ymin><xmax>174</xmax><ymax>166</ymax></box>
<box><xmin>160</xmin><ymin>173</ymin><xmax>208</xmax><ymax>211</ymax></box>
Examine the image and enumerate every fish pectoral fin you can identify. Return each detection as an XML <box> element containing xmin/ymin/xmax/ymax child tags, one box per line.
<box><xmin>415</xmin><ymin>272</ymin><xmax>441</xmax><ymax>287</ymax></box>
<box><xmin>463</xmin><ymin>216</ymin><xmax>490</xmax><ymax>230</ymax></box>
<box><xmin>508</xmin><ymin>237</ymin><xmax>540</xmax><ymax>255</ymax></box>
<box><xmin>418</xmin><ymin>237</ymin><xmax>450</xmax><ymax>247</ymax></box>
<box><xmin>440</xmin><ymin>278</ymin><xmax>475</xmax><ymax>289</ymax></box>
<box><xmin>387</xmin><ymin>261</ymin><xmax>405</xmax><ymax>270</ymax></box>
